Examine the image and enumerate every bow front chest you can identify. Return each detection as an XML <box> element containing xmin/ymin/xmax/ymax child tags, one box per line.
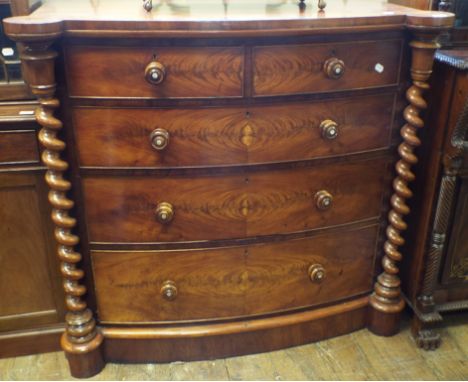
<box><xmin>4</xmin><ymin>0</ymin><xmax>454</xmax><ymax>377</ymax></box>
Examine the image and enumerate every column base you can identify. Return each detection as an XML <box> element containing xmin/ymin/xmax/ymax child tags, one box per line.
<box><xmin>61</xmin><ymin>331</ymin><xmax>105</xmax><ymax>378</ymax></box>
<box><xmin>367</xmin><ymin>301</ymin><xmax>404</xmax><ymax>336</ymax></box>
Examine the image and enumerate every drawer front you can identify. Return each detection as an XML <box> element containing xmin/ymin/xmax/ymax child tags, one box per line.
<box><xmin>0</xmin><ymin>131</ymin><xmax>39</xmax><ymax>165</ymax></box>
<box><xmin>253</xmin><ymin>40</ymin><xmax>401</xmax><ymax>96</ymax></box>
<box><xmin>66</xmin><ymin>46</ymin><xmax>244</xmax><ymax>98</ymax></box>
<box><xmin>92</xmin><ymin>224</ymin><xmax>377</xmax><ymax>322</ymax></box>
<box><xmin>74</xmin><ymin>94</ymin><xmax>394</xmax><ymax>168</ymax></box>
<box><xmin>83</xmin><ymin>158</ymin><xmax>388</xmax><ymax>243</ymax></box>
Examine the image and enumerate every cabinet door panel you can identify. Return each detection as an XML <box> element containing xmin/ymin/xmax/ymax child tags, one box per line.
<box><xmin>442</xmin><ymin>175</ymin><xmax>468</xmax><ymax>284</ymax></box>
<box><xmin>0</xmin><ymin>172</ymin><xmax>63</xmax><ymax>331</ymax></box>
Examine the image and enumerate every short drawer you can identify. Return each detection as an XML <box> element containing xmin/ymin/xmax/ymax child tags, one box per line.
<box><xmin>66</xmin><ymin>46</ymin><xmax>244</xmax><ymax>98</ymax></box>
<box><xmin>0</xmin><ymin>130</ymin><xmax>39</xmax><ymax>165</ymax></box>
<box><xmin>253</xmin><ymin>40</ymin><xmax>401</xmax><ymax>96</ymax></box>
<box><xmin>83</xmin><ymin>158</ymin><xmax>388</xmax><ymax>243</ymax></box>
<box><xmin>92</xmin><ymin>224</ymin><xmax>377</xmax><ymax>323</ymax></box>
<box><xmin>73</xmin><ymin>94</ymin><xmax>394</xmax><ymax>168</ymax></box>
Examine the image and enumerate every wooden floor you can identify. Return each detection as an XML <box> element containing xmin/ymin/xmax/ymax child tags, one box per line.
<box><xmin>1</xmin><ymin>311</ymin><xmax>467</xmax><ymax>380</ymax></box>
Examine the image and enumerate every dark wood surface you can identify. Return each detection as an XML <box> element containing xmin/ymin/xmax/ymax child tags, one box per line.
<box><xmin>0</xmin><ymin>172</ymin><xmax>61</xmax><ymax>331</ymax></box>
<box><xmin>65</xmin><ymin>46</ymin><xmax>244</xmax><ymax>99</ymax></box>
<box><xmin>0</xmin><ymin>130</ymin><xmax>39</xmax><ymax>164</ymax></box>
<box><xmin>3</xmin><ymin>0</ymin><xmax>454</xmax><ymax>39</ymax></box>
<box><xmin>0</xmin><ymin>102</ymin><xmax>64</xmax><ymax>357</ymax></box>
<box><xmin>252</xmin><ymin>40</ymin><xmax>402</xmax><ymax>96</ymax></box>
<box><xmin>102</xmin><ymin>297</ymin><xmax>368</xmax><ymax>363</ymax></box>
<box><xmin>92</xmin><ymin>224</ymin><xmax>377</xmax><ymax>323</ymax></box>
<box><xmin>72</xmin><ymin>94</ymin><xmax>395</xmax><ymax>168</ymax></box>
<box><xmin>442</xmin><ymin>176</ymin><xmax>468</xmax><ymax>284</ymax></box>
<box><xmin>83</xmin><ymin>158</ymin><xmax>388</xmax><ymax>243</ymax></box>
<box><xmin>0</xmin><ymin>325</ymin><xmax>63</xmax><ymax>358</ymax></box>
<box><xmin>402</xmin><ymin>48</ymin><xmax>468</xmax><ymax>350</ymax></box>
<box><xmin>1</xmin><ymin>0</ymin><xmax>455</xmax><ymax>376</ymax></box>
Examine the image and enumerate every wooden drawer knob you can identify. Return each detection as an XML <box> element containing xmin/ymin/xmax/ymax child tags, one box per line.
<box><xmin>155</xmin><ymin>202</ymin><xmax>174</xmax><ymax>224</ymax></box>
<box><xmin>323</xmin><ymin>58</ymin><xmax>345</xmax><ymax>79</ymax></box>
<box><xmin>145</xmin><ymin>60</ymin><xmax>166</xmax><ymax>85</ymax></box>
<box><xmin>161</xmin><ymin>280</ymin><xmax>177</xmax><ymax>301</ymax></box>
<box><xmin>314</xmin><ymin>190</ymin><xmax>333</xmax><ymax>210</ymax></box>
<box><xmin>308</xmin><ymin>264</ymin><xmax>326</xmax><ymax>283</ymax></box>
<box><xmin>320</xmin><ymin>119</ymin><xmax>339</xmax><ymax>140</ymax></box>
<box><xmin>150</xmin><ymin>128</ymin><xmax>169</xmax><ymax>151</ymax></box>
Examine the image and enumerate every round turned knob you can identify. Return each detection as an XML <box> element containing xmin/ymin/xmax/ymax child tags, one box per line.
<box><xmin>308</xmin><ymin>264</ymin><xmax>326</xmax><ymax>283</ymax></box>
<box><xmin>150</xmin><ymin>128</ymin><xmax>170</xmax><ymax>151</ymax></box>
<box><xmin>319</xmin><ymin>119</ymin><xmax>339</xmax><ymax>140</ymax></box>
<box><xmin>161</xmin><ymin>280</ymin><xmax>177</xmax><ymax>301</ymax></box>
<box><xmin>314</xmin><ymin>190</ymin><xmax>333</xmax><ymax>210</ymax></box>
<box><xmin>142</xmin><ymin>0</ymin><xmax>153</xmax><ymax>12</ymax></box>
<box><xmin>145</xmin><ymin>60</ymin><xmax>166</xmax><ymax>85</ymax></box>
<box><xmin>155</xmin><ymin>202</ymin><xmax>174</xmax><ymax>224</ymax></box>
<box><xmin>323</xmin><ymin>58</ymin><xmax>345</xmax><ymax>79</ymax></box>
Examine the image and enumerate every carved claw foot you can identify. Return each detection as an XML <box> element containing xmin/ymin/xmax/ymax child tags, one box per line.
<box><xmin>414</xmin><ymin>329</ymin><xmax>441</xmax><ymax>350</ymax></box>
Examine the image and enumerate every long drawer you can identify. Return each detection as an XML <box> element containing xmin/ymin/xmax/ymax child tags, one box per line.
<box><xmin>92</xmin><ymin>224</ymin><xmax>378</xmax><ymax>323</ymax></box>
<box><xmin>82</xmin><ymin>158</ymin><xmax>388</xmax><ymax>243</ymax></box>
<box><xmin>73</xmin><ymin>94</ymin><xmax>395</xmax><ymax>168</ymax></box>
<box><xmin>253</xmin><ymin>40</ymin><xmax>401</xmax><ymax>96</ymax></box>
<box><xmin>65</xmin><ymin>46</ymin><xmax>244</xmax><ymax>98</ymax></box>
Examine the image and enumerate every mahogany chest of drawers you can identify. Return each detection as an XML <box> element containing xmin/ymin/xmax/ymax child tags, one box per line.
<box><xmin>3</xmin><ymin>0</ymin><xmax>453</xmax><ymax>377</ymax></box>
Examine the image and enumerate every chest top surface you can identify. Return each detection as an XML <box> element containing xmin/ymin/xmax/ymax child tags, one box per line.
<box><xmin>3</xmin><ymin>0</ymin><xmax>454</xmax><ymax>39</ymax></box>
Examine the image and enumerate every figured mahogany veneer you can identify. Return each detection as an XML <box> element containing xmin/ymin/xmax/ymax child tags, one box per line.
<box><xmin>73</xmin><ymin>94</ymin><xmax>395</xmax><ymax>168</ymax></box>
<box><xmin>65</xmin><ymin>46</ymin><xmax>244</xmax><ymax>99</ymax></box>
<box><xmin>3</xmin><ymin>0</ymin><xmax>454</xmax><ymax>377</ymax></box>
<box><xmin>83</xmin><ymin>158</ymin><xmax>387</xmax><ymax>243</ymax></box>
<box><xmin>253</xmin><ymin>40</ymin><xmax>402</xmax><ymax>96</ymax></box>
<box><xmin>92</xmin><ymin>224</ymin><xmax>377</xmax><ymax>323</ymax></box>
<box><xmin>0</xmin><ymin>130</ymin><xmax>39</xmax><ymax>165</ymax></box>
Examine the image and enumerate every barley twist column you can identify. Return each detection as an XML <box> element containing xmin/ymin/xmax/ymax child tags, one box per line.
<box><xmin>20</xmin><ymin>41</ymin><xmax>104</xmax><ymax>378</ymax></box>
<box><xmin>369</xmin><ymin>30</ymin><xmax>442</xmax><ymax>336</ymax></box>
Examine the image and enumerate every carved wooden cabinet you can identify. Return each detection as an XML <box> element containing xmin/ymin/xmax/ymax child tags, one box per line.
<box><xmin>402</xmin><ymin>48</ymin><xmax>468</xmax><ymax>349</ymax></box>
<box><xmin>0</xmin><ymin>0</ymin><xmax>65</xmax><ymax>358</ymax></box>
<box><xmin>0</xmin><ymin>102</ymin><xmax>64</xmax><ymax>357</ymax></box>
<box><xmin>3</xmin><ymin>0</ymin><xmax>453</xmax><ymax>378</ymax></box>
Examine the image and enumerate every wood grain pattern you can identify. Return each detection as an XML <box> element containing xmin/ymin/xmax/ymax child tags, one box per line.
<box><xmin>73</xmin><ymin>94</ymin><xmax>395</xmax><ymax>168</ymax></box>
<box><xmin>18</xmin><ymin>42</ymin><xmax>105</xmax><ymax>377</ymax></box>
<box><xmin>3</xmin><ymin>0</ymin><xmax>455</xmax><ymax>40</ymax></box>
<box><xmin>65</xmin><ymin>46</ymin><xmax>244</xmax><ymax>99</ymax></box>
<box><xmin>2</xmin><ymin>312</ymin><xmax>468</xmax><ymax>380</ymax></box>
<box><xmin>102</xmin><ymin>298</ymin><xmax>369</xmax><ymax>364</ymax></box>
<box><xmin>369</xmin><ymin>31</ymin><xmax>442</xmax><ymax>337</ymax></box>
<box><xmin>0</xmin><ymin>173</ymin><xmax>61</xmax><ymax>332</ymax></box>
<box><xmin>443</xmin><ymin>176</ymin><xmax>468</xmax><ymax>283</ymax></box>
<box><xmin>0</xmin><ymin>130</ymin><xmax>39</xmax><ymax>164</ymax></box>
<box><xmin>253</xmin><ymin>40</ymin><xmax>402</xmax><ymax>96</ymax></box>
<box><xmin>83</xmin><ymin>158</ymin><xmax>388</xmax><ymax>243</ymax></box>
<box><xmin>0</xmin><ymin>326</ymin><xmax>63</xmax><ymax>359</ymax></box>
<box><xmin>92</xmin><ymin>225</ymin><xmax>377</xmax><ymax>323</ymax></box>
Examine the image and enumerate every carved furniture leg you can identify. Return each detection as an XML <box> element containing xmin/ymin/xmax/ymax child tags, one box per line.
<box><xmin>369</xmin><ymin>31</ymin><xmax>441</xmax><ymax>336</ymax></box>
<box><xmin>20</xmin><ymin>42</ymin><xmax>104</xmax><ymax>378</ymax></box>
<box><xmin>411</xmin><ymin>313</ymin><xmax>442</xmax><ymax>350</ymax></box>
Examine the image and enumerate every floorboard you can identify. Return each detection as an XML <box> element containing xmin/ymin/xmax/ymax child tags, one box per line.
<box><xmin>1</xmin><ymin>311</ymin><xmax>467</xmax><ymax>380</ymax></box>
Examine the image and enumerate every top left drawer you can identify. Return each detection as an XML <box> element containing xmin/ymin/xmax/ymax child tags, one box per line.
<box><xmin>65</xmin><ymin>46</ymin><xmax>244</xmax><ymax>99</ymax></box>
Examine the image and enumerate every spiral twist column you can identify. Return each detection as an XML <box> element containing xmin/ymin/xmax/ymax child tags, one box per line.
<box><xmin>20</xmin><ymin>43</ymin><xmax>104</xmax><ymax>377</ymax></box>
<box><xmin>369</xmin><ymin>32</ymin><xmax>441</xmax><ymax>336</ymax></box>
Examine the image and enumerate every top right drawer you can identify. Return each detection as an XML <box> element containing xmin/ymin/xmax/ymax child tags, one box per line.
<box><xmin>253</xmin><ymin>40</ymin><xmax>402</xmax><ymax>97</ymax></box>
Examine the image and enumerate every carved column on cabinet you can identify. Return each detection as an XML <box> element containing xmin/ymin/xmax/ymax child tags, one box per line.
<box><xmin>17</xmin><ymin>40</ymin><xmax>104</xmax><ymax>378</ymax></box>
<box><xmin>369</xmin><ymin>29</ymin><xmax>443</xmax><ymax>336</ymax></box>
<box><xmin>411</xmin><ymin>96</ymin><xmax>468</xmax><ymax>349</ymax></box>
